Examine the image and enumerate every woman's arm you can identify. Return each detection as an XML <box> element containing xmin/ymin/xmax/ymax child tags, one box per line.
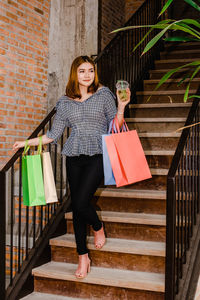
<box><xmin>12</xmin><ymin>134</ymin><xmax>54</xmax><ymax>151</ymax></box>
<box><xmin>116</xmin><ymin>88</ymin><xmax>131</xmax><ymax>128</ymax></box>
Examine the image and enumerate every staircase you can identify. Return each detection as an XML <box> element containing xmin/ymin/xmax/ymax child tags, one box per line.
<box><xmin>20</xmin><ymin>43</ymin><xmax>199</xmax><ymax>300</ymax></box>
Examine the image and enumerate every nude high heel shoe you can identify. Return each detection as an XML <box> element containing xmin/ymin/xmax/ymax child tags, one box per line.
<box><xmin>75</xmin><ymin>253</ymin><xmax>91</xmax><ymax>279</ymax></box>
<box><xmin>94</xmin><ymin>223</ymin><xmax>106</xmax><ymax>249</ymax></box>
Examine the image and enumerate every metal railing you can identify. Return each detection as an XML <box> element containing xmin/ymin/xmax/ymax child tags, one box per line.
<box><xmin>95</xmin><ymin>0</ymin><xmax>165</xmax><ymax>101</ymax></box>
<box><xmin>165</xmin><ymin>96</ymin><xmax>200</xmax><ymax>299</ymax></box>
<box><xmin>0</xmin><ymin>109</ymin><xmax>71</xmax><ymax>300</ymax></box>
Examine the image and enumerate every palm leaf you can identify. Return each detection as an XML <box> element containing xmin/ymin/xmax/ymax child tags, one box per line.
<box><xmin>159</xmin><ymin>0</ymin><xmax>174</xmax><ymax>17</ymax></box>
<box><xmin>183</xmin><ymin>65</ymin><xmax>200</xmax><ymax>101</ymax></box>
<box><xmin>184</xmin><ymin>0</ymin><xmax>200</xmax><ymax>11</ymax></box>
<box><xmin>188</xmin><ymin>95</ymin><xmax>200</xmax><ymax>99</ymax></box>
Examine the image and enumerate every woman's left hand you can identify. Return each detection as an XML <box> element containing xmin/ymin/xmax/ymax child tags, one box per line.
<box><xmin>116</xmin><ymin>88</ymin><xmax>131</xmax><ymax>108</ymax></box>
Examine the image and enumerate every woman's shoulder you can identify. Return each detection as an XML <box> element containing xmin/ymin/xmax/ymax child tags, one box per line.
<box><xmin>55</xmin><ymin>95</ymin><xmax>71</xmax><ymax>110</ymax></box>
<box><xmin>96</xmin><ymin>86</ymin><xmax>116</xmax><ymax>97</ymax></box>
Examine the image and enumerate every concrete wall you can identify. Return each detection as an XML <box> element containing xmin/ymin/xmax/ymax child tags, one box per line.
<box><xmin>47</xmin><ymin>0</ymin><xmax>98</xmax><ymax>110</ymax></box>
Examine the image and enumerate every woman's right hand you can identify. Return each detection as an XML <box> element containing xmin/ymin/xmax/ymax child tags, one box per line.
<box><xmin>13</xmin><ymin>141</ymin><xmax>26</xmax><ymax>151</ymax></box>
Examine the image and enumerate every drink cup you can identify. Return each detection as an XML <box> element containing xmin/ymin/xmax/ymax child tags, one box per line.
<box><xmin>116</xmin><ymin>80</ymin><xmax>129</xmax><ymax>102</ymax></box>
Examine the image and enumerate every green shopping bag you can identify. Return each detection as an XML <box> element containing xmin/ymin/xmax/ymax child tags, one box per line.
<box><xmin>22</xmin><ymin>136</ymin><xmax>46</xmax><ymax>206</ymax></box>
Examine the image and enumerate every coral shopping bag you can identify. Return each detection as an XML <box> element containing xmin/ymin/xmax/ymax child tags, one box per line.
<box><xmin>42</xmin><ymin>151</ymin><xmax>58</xmax><ymax>203</ymax></box>
<box><xmin>105</xmin><ymin>117</ymin><xmax>152</xmax><ymax>187</ymax></box>
<box><xmin>22</xmin><ymin>137</ymin><xmax>46</xmax><ymax>206</ymax></box>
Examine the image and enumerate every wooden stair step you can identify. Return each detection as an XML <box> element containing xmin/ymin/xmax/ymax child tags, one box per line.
<box><xmin>129</xmin><ymin>103</ymin><xmax>192</xmax><ymax>108</ymax></box>
<box><xmin>125</xmin><ymin>117</ymin><xmax>186</xmax><ymax>122</ymax></box>
<box><xmin>95</xmin><ymin>188</ymin><xmax>166</xmax><ymax>199</ymax></box>
<box><xmin>144</xmin><ymin>78</ymin><xmax>200</xmax><ymax>84</ymax></box>
<box><xmin>50</xmin><ymin>234</ymin><xmax>165</xmax><ymax>257</ymax></box>
<box><xmin>136</xmin><ymin>89</ymin><xmax>196</xmax><ymax>95</ymax></box>
<box><xmin>65</xmin><ymin>211</ymin><xmax>166</xmax><ymax>226</ymax></box>
<box><xmin>144</xmin><ymin>150</ymin><xmax>175</xmax><ymax>155</ymax></box>
<box><xmin>20</xmin><ymin>293</ymin><xmax>85</xmax><ymax>300</ymax></box>
<box><xmin>32</xmin><ymin>261</ymin><xmax>165</xmax><ymax>293</ymax></box>
<box><xmin>138</xmin><ymin>132</ymin><xmax>181</xmax><ymax>137</ymax></box>
<box><xmin>161</xmin><ymin>49</ymin><xmax>200</xmax><ymax>55</ymax></box>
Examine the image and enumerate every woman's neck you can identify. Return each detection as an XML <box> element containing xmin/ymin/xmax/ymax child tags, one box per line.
<box><xmin>79</xmin><ymin>85</ymin><xmax>88</xmax><ymax>97</ymax></box>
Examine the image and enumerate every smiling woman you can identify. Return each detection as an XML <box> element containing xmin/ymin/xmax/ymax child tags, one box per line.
<box><xmin>12</xmin><ymin>54</ymin><xmax>131</xmax><ymax>280</ymax></box>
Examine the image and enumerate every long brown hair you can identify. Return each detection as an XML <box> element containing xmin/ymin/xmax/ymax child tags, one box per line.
<box><xmin>65</xmin><ymin>56</ymin><xmax>99</xmax><ymax>99</ymax></box>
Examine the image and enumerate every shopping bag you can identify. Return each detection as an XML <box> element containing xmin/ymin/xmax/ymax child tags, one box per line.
<box><xmin>42</xmin><ymin>151</ymin><xmax>58</xmax><ymax>203</ymax></box>
<box><xmin>22</xmin><ymin>137</ymin><xmax>46</xmax><ymax>206</ymax></box>
<box><xmin>102</xmin><ymin>134</ymin><xmax>116</xmax><ymax>185</ymax></box>
<box><xmin>105</xmin><ymin>117</ymin><xmax>152</xmax><ymax>187</ymax></box>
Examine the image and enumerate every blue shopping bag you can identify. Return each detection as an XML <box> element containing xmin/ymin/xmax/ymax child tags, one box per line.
<box><xmin>102</xmin><ymin>134</ymin><xmax>116</xmax><ymax>185</ymax></box>
<box><xmin>102</xmin><ymin>120</ymin><xmax>117</xmax><ymax>185</ymax></box>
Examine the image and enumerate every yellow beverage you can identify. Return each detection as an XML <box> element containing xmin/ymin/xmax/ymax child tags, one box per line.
<box><xmin>118</xmin><ymin>89</ymin><xmax>128</xmax><ymax>101</ymax></box>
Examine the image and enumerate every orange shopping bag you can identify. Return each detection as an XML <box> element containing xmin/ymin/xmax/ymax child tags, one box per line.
<box><xmin>105</xmin><ymin>117</ymin><xmax>152</xmax><ymax>187</ymax></box>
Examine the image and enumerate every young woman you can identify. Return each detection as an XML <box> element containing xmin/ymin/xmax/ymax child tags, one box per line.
<box><xmin>13</xmin><ymin>55</ymin><xmax>130</xmax><ymax>279</ymax></box>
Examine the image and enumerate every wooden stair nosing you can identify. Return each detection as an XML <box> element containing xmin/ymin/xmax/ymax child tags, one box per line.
<box><xmin>161</xmin><ymin>49</ymin><xmax>200</xmax><ymax>55</ymax></box>
<box><xmin>95</xmin><ymin>188</ymin><xmax>166</xmax><ymax>199</ymax></box>
<box><xmin>32</xmin><ymin>261</ymin><xmax>165</xmax><ymax>292</ymax></box>
<box><xmin>129</xmin><ymin>103</ymin><xmax>191</xmax><ymax>108</ymax></box>
<box><xmin>65</xmin><ymin>211</ymin><xmax>166</xmax><ymax>226</ymax></box>
<box><xmin>50</xmin><ymin>234</ymin><xmax>166</xmax><ymax>257</ymax></box>
<box><xmin>150</xmin><ymin>68</ymin><xmax>197</xmax><ymax>73</ymax></box>
<box><xmin>155</xmin><ymin>58</ymin><xmax>199</xmax><ymax>63</ymax></box>
<box><xmin>125</xmin><ymin>117</ymin><xmax>186</xmax><ymax>122</ymax></box>
<box><xmin>136</xmin><ymin>89</ymin><xmax>197</xmax><ymax>95</ymax></box>
<box><xmin>138</xmin><ymin>132</ymin><xmax>181</xmax><ymax>137</ymax></box>
<box><xmin>143</xmin><ymin>78</ymin><xmax>200</xmax><ymax>84</ymax></box>
<box><xmin>20</xmin><ymin>293</ymin><xmax>86</xmax><ymax>300</ymax></box>
<box><xmin>144</xmin><ymin>150</ymin><xmax>175</xmax><ymax>155</ymax></box>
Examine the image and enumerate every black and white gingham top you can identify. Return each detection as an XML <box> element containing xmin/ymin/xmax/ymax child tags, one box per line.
<box><xmin>46</xmin><ymin>86</ymin><xmax>117</xmax><ymax>156</ymax></box>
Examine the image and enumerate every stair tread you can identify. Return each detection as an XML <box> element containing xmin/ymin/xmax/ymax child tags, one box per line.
<box><xmin>144</xmin><ymin>150</ymin><xmax>175</xmax><ymax>155</ymax></box>
<box><xmin>155</xmin><ymin>58</ymin><xmax>198</xmax><ymax>63</ymax></box>
<box><xmin>32</xmin><ymin>261</ymin><xmax>165</xmax><ymax>292</ymax></box>
<box><xmin>129</xmin><ymin>103</ymin><xmax>191</xmax><ymax>108</ymax></box>
<box><xmin>138</xmin><ymin>132</ymin><xmax>181</xmax><ymax>137</ymax></box>
<box><xmin>65</xmin><ymin>211</ymin><xmax>166</xmax><ymax>226</ymax></box>
<box><xmin>136</xmin><ymin>89</ymin><xmax>196</xmax><ymax>95</ymax></box>
<box><xmin>20</xmin><ymin>293</ymin><xmax>85</xmax><ymax>300</ymax></box>
<box><xmin>162</xmin><ymin>49</ymin><xmax>200</xmax><ymax>54</ymax></box>
<box><xmin>125</xmin><ymin>117</ymin><xmax>186</xmax><ymax>122</ymax></box>
<box><xmin>50</xmin><ymin>234</ymin><xmax>165</xmax><ymax>256</ymax></box>
<box><xmin>150</xmin><ymin>68</ymin><xmax>196</xmax><ymax>73</ymax></box>
<box><xmin>95</xmin><ymin>187</ymin><xmax>166</xmax><ymax>199</ymax></box>
<box><xmin>144</xmin><ymin>78</ymin><xmax>200</xmax><ymax>83</ymax></box>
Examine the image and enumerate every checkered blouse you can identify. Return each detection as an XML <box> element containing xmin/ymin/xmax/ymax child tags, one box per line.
<box><xmin>46</xmin><ymin>86</ymin><xmax>117</xmax><ymax>156</ymax></box>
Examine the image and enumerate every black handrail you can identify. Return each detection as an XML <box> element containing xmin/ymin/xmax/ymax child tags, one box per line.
<box><xmin>165</xmin><ymin>92</ymin><xmax>200</xmax><ymax>299</ymax></box>
<box><xmin>94</xmin><ymin>0</ymin><xmax>165</xmax><ymax>101</ymax></box>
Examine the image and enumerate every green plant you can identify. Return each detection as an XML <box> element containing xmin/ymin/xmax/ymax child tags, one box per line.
<box><xmin>112</xmin><ymin>0</ymin><xmax>200</xmax><ymax>102</ymax></box>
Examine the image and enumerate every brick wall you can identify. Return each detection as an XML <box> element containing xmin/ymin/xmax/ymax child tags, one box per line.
<box><xmin>0</xmin><ymin>0</ymin><xmax>51</xmax><ymax>169</ymax></box>
<box><xmin>99</xmin><ymin>0</ymin><xmax>145</xmax><ymax>51</ymax></box>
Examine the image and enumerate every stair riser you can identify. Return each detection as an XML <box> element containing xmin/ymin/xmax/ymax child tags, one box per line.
<box><xmin>66</xmin><ymin>221</ymin><xmax>166</xmax><ymax>242</ymax></box>
<box><xmin>127</xmin><ymin>122</ymin><xmax>185</xmax><ymax>132</ymax></box>
<box><xmin>136</xmin><ymin>94</ymin><xmax>192</xmax><ymax>103</ymax></box>
<box><xmin>143</xmin><ymin>81</ymin><xmax>199</xmax><ymax>91</ymax></box>
<box><xmin>51</xmin><ymin>246</ymin><xmax>165</xmax><ymax>273</ymax></box>
<box><xmin>155</xmin><ymin>61</ymin><xmax>195</xmax><ymax>69</ymax></box>
<box><xmin>160</xmin><ymin>52</ymin><xmax>200</xmax><ymax>59</ymax></box>
<box><xmin>146</xmin><ymin>154</ymin><xmax>173</xmax><ymax>169</ymax></box>
<box><xmin>93</xmin><ymin>197</ymin><xmax>166</xmax><ymax>214</ymax></box>
<box><xmin>34</xmin><ymin>277</ymin><xmax>165</xmax><ymax>300</ymax></box>
<box><xmin>130</xmin><ymin>175</ymin><xmax>166</xmax><ymax>190</ymax></box>
<box><xmin>164</xmin><ymin>43</ymin><xmax>200</xmax><ymax>51</ymax></box>
<box><xmin>140</xmin><ymin>137</ymin><xmax>179</xmax><ymax>151</ymax></box>
<box><xmin>130</xmin><ymin>107</ymin><xmax>190</xmax><ymax>118</ymax></box>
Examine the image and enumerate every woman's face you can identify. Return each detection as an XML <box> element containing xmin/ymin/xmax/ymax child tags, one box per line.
<box><xmin>77</xmin><ymin>62</ymin><xmax>95</xmax><ymax>88</ymax></box>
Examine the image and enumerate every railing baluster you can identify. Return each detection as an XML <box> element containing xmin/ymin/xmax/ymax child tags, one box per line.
<box><xmin>10</xmin><ymin>164</ymin><xmax>14</xmax><ymax>285</ymax></box>
<box><xmin>18</xmin><ymin>157</ymin><xmax>22</xmax><ymax>273</ymax></box>
<box><xmin>0</xmin><ymin>171</ymin><xmax>6</xmax><ymax>299</ymax></box>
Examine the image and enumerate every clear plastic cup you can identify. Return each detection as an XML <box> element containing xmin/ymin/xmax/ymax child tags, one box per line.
<box><xmin>116</xmin><ymin>80</ymin><xmax>129</xmax><ymax>102</ymax></box>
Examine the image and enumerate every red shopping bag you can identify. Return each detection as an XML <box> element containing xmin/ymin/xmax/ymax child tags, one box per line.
<box><xmin>105</xmin><ymin>117</ymin><xmax>152</xmax><ymax>187</ymax></box>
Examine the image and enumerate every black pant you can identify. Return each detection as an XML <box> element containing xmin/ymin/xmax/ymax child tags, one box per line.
<box><xmin>66</xmin><ymin>154</ymin><xmax>103</xmax><ymax>255</ymax></box>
